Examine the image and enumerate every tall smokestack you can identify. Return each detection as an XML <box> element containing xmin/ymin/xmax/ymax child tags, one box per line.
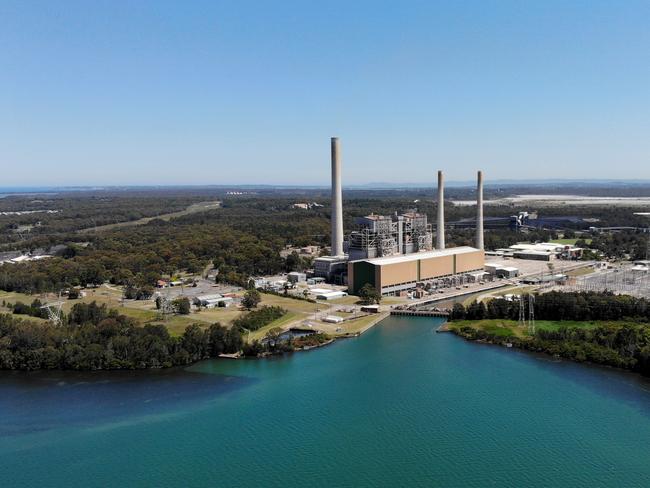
<box><xmin>436</xmin><ymin>170</ymin><xmax>445</xmax><ymax>250</ymax></box>
<box><xmin>330</xmin><ymin>137</ymin><xmax>344</xmax><ymax>257</ymax></box>
<box><xmin>476</xmin><ymin>170</ymin><xmax>484</xmax><ymax>250</ymax></box>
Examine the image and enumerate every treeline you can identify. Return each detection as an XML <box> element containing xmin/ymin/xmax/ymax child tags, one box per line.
<box><xmin>233</xmin><ymin>306</ymin><xmax>286</xmax><ymax>331</ymax></box>
<box><xmin>6</xmin><ymin>299</ymin><xmax>50</xmax><ymax>319</ymax></box>
<box><xmin>454</xmin><ymin>322</ymin><xmax>650</xmax><ymax>376</ymax></box>
<box><xmin>450</xmin><ymin>291</ymin><xmax>650</xmax><ymax>376</ymax></box>
<box><xmin>0</xmin><ymin>192</ymin><xmax>203</xmax><ymax>246</ymax></box>
<box><xmin>450</xmin><ymin>291</ymin><xmax>650</xmax><ymax>322</ymax></box>
<box><xmin>589</xmin><ymin>232</ymin><xmax>649</xmax><ymax>260</ymax></box>
<box><xmin>0</xmin><ymin>302</ymin><xmax>244</xmax><ymax>370</ymax></box>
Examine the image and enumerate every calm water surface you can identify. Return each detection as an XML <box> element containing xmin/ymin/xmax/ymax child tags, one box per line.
<box><xmin>1</xmin><ymin>316</ymin><xmax>650</xmax><ymax>487</ymax></box>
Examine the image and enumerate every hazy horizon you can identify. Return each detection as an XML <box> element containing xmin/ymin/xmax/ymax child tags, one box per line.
<box><xmin>4</xmin><ymin>177</ymin><xmax>650</xmax><ymax>194</ymax></box>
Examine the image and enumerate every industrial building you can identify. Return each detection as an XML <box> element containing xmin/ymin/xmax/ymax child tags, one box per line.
<box><xmin>348</xmin><ymin>247</ymin><xmax>485</xmax><ymax>295</ymax></box>
<box><xmin>484</xmin><ymin>263</ymin><xmax>520</xmax><ymax>278</ymax></box>
<box><xmin>313</xmin><ymin>137</ymin><xmax>487</xmax><ymax>295</ymax></box>
<box><xmin>347</xmin><ymin>212</ymin><xmax>433</xmax><ymax>260</ymax></box>
<box><xmin>192</xmin><ymin>294</ymin><xmax>233</xmax><ymax>308</ymax></box>
<box><xmin>489</xmin><ymin>242</ymin><xmax>584</xmax><ymax>261</ymax></box>
<box><xmin>449</xmin><ymin>212</ymin><xmax>591</xmax><ymax>232</ymax></box>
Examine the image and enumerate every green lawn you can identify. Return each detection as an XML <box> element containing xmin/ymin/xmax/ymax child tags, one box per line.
<box><xmin>1</xmin><ymin>286</ymin><xmax>331</xmax><ymax>338</ymax></box>
<box><xmin>566</xmin><ymin>267</ymin><xmax>595</xmax><ymax>277</ymax></box>
<box><xmin>550</xmin><ymin>238</ymin><xmax>592</xmax><ymax>245</ymax></box>
<box><xmin>247</xmin><ymin>312</ymin><xmax>301</xmax><ymax>342</ymax></box>
<box><xmin>448</xmin><ymin>318</ymin><xmax>602</xmax><ymax>338</ymax></box>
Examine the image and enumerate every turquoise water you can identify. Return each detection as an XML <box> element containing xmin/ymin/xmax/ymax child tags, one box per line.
<box><xmin>1</xmin><ymin>316</ymin><xmax>650</xmax><ymax>487</ymax></box>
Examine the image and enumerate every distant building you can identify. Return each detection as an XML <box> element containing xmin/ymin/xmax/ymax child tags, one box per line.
<box><xmin>495</xmin><ymin>243</ymin><xmax>583</xmax><ymax>261</ymax></box>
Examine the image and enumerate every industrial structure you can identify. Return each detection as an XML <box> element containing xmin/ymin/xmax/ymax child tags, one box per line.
<box><xmin>348</xmin><ymin>170</ymin><xmax>486</xmax><ymax>295</ymax></box>
<box><xmin>348</xmin><ymin>246</ymin><xmax>485</xmax><ymax>296</ymax></box>
<box><xmin>437</xmin><ymin>170</ymin><xmax>445</xmax><ymax>249</ymax></box>
<box><xmin>347</xmin><ymin>212</ymin><xmax>433</xmax><ymax>261</ymax></box>
<box><xmin>313</xmin><ymin>137</ymin><xmax>349</xmax><ymax>283</ymax></box>
<box><xmin>487</xmin><ymin>242</ymin><xmax>584</xmax><ymax>261</ymax></box>
<box><xmin>312</xmin><ymin>139</ymin><xmax>487</xmax><ymax>293</ymax></box>
<box><xmin>448</xmin><ymin>211</ymin><xmax>591</xmax><ymax>232</ymax></box>
<box><xmin>476</xmin><ymin>170</ymin><xmax>484</xmax><ymax>250</ymax></box>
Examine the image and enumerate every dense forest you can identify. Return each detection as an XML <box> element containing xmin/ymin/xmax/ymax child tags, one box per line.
<box><xmin>450</xmin><ymin>291</ymin><xmax>650</xmax><ymax>376</ymax></box>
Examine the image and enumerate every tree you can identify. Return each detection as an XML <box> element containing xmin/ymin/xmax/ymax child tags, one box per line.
<box><xmin>242</xmin><ymin>289</ymin><xmax>261</xmax><ymax>309</ymax></box>
<box><xmin>173</xmin><ymin>297</ymin><xmax>191</xmax><ymax>315</ymax></box>
<box><xmin>358</xmin><ymin>284</ymin><xmax>381</xmax><ymax>305</ymax></box>
<box><xmin>450</xmin><ymin>303</ymin><xmax>466</xmax><ymax>320</ymax></box>
<box><xmin>285</xmin><ymin>251</ymin><xmax>302</xmax><ymax>272</ymax></box>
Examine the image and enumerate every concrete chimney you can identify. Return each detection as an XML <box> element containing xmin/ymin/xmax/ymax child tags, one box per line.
<box><xmin>476</xmin><ymin>170</ymin><xmax>484</xmax><ymax>250</ymax></box>
<box><xmin>330</xmin><ymin>137</ymin><xmax>344</xmax><ymax>257</ymax></box>
<box><xmin>436</xmin><ymin>170</ymin><xmax>445</xmax><ymax>250</ymax></box>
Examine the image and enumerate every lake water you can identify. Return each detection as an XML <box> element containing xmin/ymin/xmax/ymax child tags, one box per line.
<box><xmin>1</xmin><ymin>316</ymin><xmax>650</xmax><ymax>487</ymax></box>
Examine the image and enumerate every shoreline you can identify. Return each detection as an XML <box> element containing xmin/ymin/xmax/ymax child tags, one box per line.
<box><xmin>446</xmin><ymin>321</ymin><xmax>649</xmax><ymax>378</ymax></box>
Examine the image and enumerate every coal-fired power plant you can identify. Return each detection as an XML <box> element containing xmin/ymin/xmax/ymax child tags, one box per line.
<box><xmin>313</xmin><ymin>137</ymin><xmax>486</xmax><ymax>294</ymax></box>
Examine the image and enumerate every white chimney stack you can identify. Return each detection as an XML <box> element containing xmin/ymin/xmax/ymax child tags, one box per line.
<box><xmin>436</xmin><ymin>170</ymin><xmax>445</xmax><ymax>250</ymax></box>
<box><xmin>330</xmin><ymin>137</ymin><xmax>344</xmax><ymax>257</ymax></box>
<box><xmin>476</xmin><ymin>170</ymin><xmax>484</xmax><ymax>250</ymax></box>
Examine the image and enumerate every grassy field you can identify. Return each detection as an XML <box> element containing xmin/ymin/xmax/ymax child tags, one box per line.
<box><xmin>566</xmin><ymin>266</ymin><xmax>595</xmax><ymax>277</ymax></box>
<box><xmin>1</xmin><ymin>284</ymin><xmax>396</xmax><ymax>341</ymax></box>
<box><xmin>1</xmin><ymin>286</ymin><xmax>330</xmax><ymax>337</ymax></box>
<box><xmin>448</xmin><ymin>318</ymin><xmax>602</xmax><ymax>338</ymax></box>
<box><xmin>462</xmin><ymin>285</ymin><xmax>535</xmax><ymax>306</ymax></box>
<box><xmin>338</xmin><ymin>313</ymin><xmax>387</xmax><ymax>334</ymax></box>
<box><xmin>550</xmin><ymin>238</ymin><xmax>592</xmax><ymax>245</ymax></box>
<box><xmin>247</xmin><ymin>312</ymin><xmax>302</xmax><ymax>342</ymax></box>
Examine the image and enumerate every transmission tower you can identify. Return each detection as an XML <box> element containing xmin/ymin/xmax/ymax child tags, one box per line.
<box><xmin>528</xmin><ymin>294</ymin><xmax>535</xmax><ymax>335</ymax></box>
<box><xmin>518</xmin><ymin>294</ymin><xmax>526</xmax><ymax>328</ymax></box>
<box><xmin>41</xmin><ymin>291</ymin><xmax>64</xmax><ymax>326</ymax></box>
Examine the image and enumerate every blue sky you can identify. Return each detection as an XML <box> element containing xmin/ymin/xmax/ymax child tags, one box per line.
<box><xmin>2</xmin><ymin>0</ymin><xmax>649</xmax><ymax>186</ymax></box>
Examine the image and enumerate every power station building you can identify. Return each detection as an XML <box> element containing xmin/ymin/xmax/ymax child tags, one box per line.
<box><xmin>348</xmin><ymin>247</ymin><xmax>485</xmax><ymax>295</ymax></box>
<box><xmin>347</xmin><ymin>212</ymin><xmax>433</xmax><ymax>261</ymax></box>
<box><xmin>314</xmin><ymin>137</ymin><xmax>487</xmax><ymax>294</ymax></box>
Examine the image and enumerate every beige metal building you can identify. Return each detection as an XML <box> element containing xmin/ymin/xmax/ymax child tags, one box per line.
<box><xmin>348</xmin><ymin>246</ymin><xmax>485</xmax><ymax>295</ymax></box>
